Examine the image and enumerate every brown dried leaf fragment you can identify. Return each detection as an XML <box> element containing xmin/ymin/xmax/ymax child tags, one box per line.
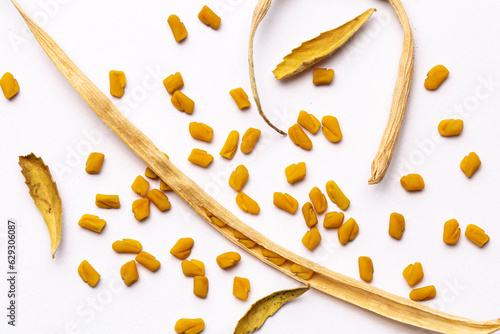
<box><xmin>234</xmin><ymin>286</ymin><xmax>309</xmax><ymax>334</ymax></box>
<box><xmin>19</xmin><ymin>153</ymin><xmax>62</xmax><ymax>258</ymax></box>
<box><xmin>273</xmin><ymin>8</ymin><xmax>376</xmax><ymax>80</ymax></box>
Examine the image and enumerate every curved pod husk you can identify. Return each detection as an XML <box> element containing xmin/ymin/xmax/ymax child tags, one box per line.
<box><xmin>10</xmin><ymin>0</ymin><xmax>500</xmax><ymax>332</ymax></box>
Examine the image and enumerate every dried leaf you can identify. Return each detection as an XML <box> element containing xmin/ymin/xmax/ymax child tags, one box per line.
<box><xmin>19</xmin><ymin>153</ymin><xmax>62</xmax><ymax>258</ymax></box>
<box><xmin>234</xmin><ymin>286</ymin><xmax>309</xmax><ymax>334</ymax></box>
<box><xmin>273</xmin><ymin>8</ymin><xmax>376</xmax><ymax>80</ymax></box>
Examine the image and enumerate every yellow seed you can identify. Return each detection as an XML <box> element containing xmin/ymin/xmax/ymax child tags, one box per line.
<box><xmin>167</xmin><ymin>15</ymin><xmax>188</xmax><ymax>42</ymax></box>
<box><xmin>424</xmin><ymin>65</ymin><xmax>449</xmax><ymax>90</ymax></box>
<box><xmin>163</xmin><ymin>72</ymin><xmax>184</xmax><ymax>94</ymax></box>
<box><xmin>189</xmin><ymin>122</ymin><xmax>214</xmax><ymax>142</ymax></box>
<box><xmin>229</xmin><ymin>165</ymin><xmax>249</xmax><ymax>192</ymax></box>
<box><xmin>323</xmin><ymin>211</ymin><xmax>344</xmax><ymax>229</ymax></box>
<box><xmin>112</xmin><ymin>239</ymin><xmax>142</xmax><ymax>253</ymax></box>
<box><xmin>313</xmin><ymin>68</ymin><xmax>334</xmax><ymax>85</ymax></box>
<box><xmin>400</xmin><ymin>174</ymin><xmax>425</xmax><ymax>191</ymax></box>
<box><xmin>170</xmin><ymin>237</ymin><xmax>194</xmax><ymax>260</ymax></box>
<box><xmin>273</xmin><ymin>192</ymin><xmax>299</xmax><ymax>214</ymax></box>
<box><xmin>297</xmin><ymin>110</ymin><xmax>321</xmax><ymax>134</ymax></box>
<box><xmin>233</xmin><ymin>276</ymin><xmax>250</xmax><ymax>300</ymax></box>
<box><xmin>120</xmin><ymin>260</ymin><xmax>139</xmax><ymax>286</ymax></box>
<box><xmin>204</xmin><ymin>209</ymin><xmax>226</xmax><ymax>228</ymax></box>
<box><xmin>309</xmin><ymin>186</ymin><xmax>328</xmax><ymax>214</ymax></box>
<box><xmin>216</xmin><ymin>251</ymin><xmax>241</xmax><ymax>269</ymax></box>
<box><xmin>438</xmin><ymin>119</ymin><xmax>463</xmax><ymax>137</ymax></box>
<box><xmin>78</xmin><ymin>214</ymin><xmax>106</xmax><ymax>233</ymax></box>
<box><xmin>460</xmin><ymin>152</ymin><xmax>481</xmax><ymax>178</ymax></box>
<box><xmin>198</xmin><ymin>5</ymin><xmax>221</xmax><ymax>30</ymax></box>
<box><xmin>301</xmin><ymin>202</ymin><xmax>318</xmax><ymax>228</ymax></box>
<box><xmin>403</xmin><ymin>262</ymin><xmax>424</xmax><ymax>287</ymax></box>
<box><xmin>389</xmin><ymin>212</ymin><xmax>405</xmax><ymax>240</ymax></box>
<box><xmin>285</xmin><ymin>162</ymin><xmax>306</xmax><ymax>184</ymax></box>
<box><xmin>78</xmin><ymin>260</ymin><xmax>100</xmax><ymax>287</ymax></box>
<box><xmin>240</xmin><ymin>128</ymin><xmax>261</xmax><ymax>154</ymax></box>
<box><xmin>85</xmin><ymin>152</ymin><xmax>104</xmax><ymax>174</ymax></box>
<box><xmin>188</xmin><ymin>149</ymin><xmax>214</xmax><ymax>167</ymax></box>
<box><xmin>135</xmin><ymin>251</ymin><xmax>161</xmax><ymax>272</ymax></box>
<box><xmin>358</xmin><ymin>256</ymin><xmax>373</xmax><ymax>283</ymax></box>
<box><xmin>0</xmin><ymin>72</ymin><xmax>19</xmax><ymax>99</ymax></box>
<box><xmin>181</xmin><ymin>259</ymin><xmax>205</xmax><ymax>277</ymax></box>
<box><xmin>233</xmin><ymin>231</ymin><xmax>256</xmax><ymax>248</ymax></box>
<box><xmin>95</xmin><ymin>194</ymin><xmax>120</xmax><ymax>209</ymax></box>
<box><xmin>262</xmin><ymin>249</ymin><xmax>286</xmax><ymax>266</ymax></box>
<box><xmin>288</xmin><ymin>123</ymin><xmax>312</xmax><ymax>150</ymax></box>
<box><xmin>160</xmin><ymin>179</ymin><xmax>172</xmax><ymax>192</ymax></box>
<box><xmin>147</xmin><ymin>189</ymin><xmax>171</xmax><ymax>211</ymax></box>
<box><xmin>145</xmin><ymin>167</ymin><xmax>158</xmax><ymax>180</ymax></box>
<box><xmin>229</xmin><ymin>87</ymin><xmax>251</xmax><ymax>110</ymax></box>
<box><xmin>235</xmin><ymin>192</ymin><xmax>260</xmax><ymax>215</ymax></box>
<box><xmin>220</xmin><ymin>130</ymin><xmax>239</xmax><ymax>159</ymax></box>
<box><xmin>443</xmin><ymin>219</ymin><xmax>460</xmax><ymax>245</ymax></box>
<box><xmin>465</xmin><ymin>224</ymin><xmax>489</xmax><ymax>247</ymax></box>
<box><xmin>410</xmin><ymin>286</ymin><xmax>436</xmax><ymax>302</ymax></box>
<box><xmin>290</xmin><ymin>263</ymin><xmax>314</xmax><ymax>280</ymax></box>
<box><xmin>132</xmin><ymin>198</ymin><xmax>150</xmax><ymax>221</ymax></box>
<box><xmin>174</xmin><ymin>318</ymin><xmax>205</xmax><ymax>334</ymax></box>
<box><xmin>193</xmin><ymin>276</ymin><xmax>209</xmax><ymax>299</ymax></box>
<box><xmin>322</xmin><ymin>116</ymin><xmax>342</xmax><ymax>143</ymax></box>
<box><xmin>131</xmin><ymin>175</ymin><xmax>150</xmax><ymax>197</ymax></box>
<box><xmin>109</xmin><ymin>70</ymin><xmax>126</xmax><ymax>98</ymax></box>
<box><xmin>302</xmin><ymin>226</ymin><xmax>321</xmax><ymax>251</ymax></box>
<box><xmin>325</xmin><ymin>180</ymin><xmax>350</xmax><ymax>211</ymax></box>
<box><xmin>338</xmin><ymin>218</ymin><xmax>359</xmax><ymax>245</ymax></box>
<box><xmin>171</xmin><ymin>90</ymin><xmax>195</xmax><ymax>114</ymax></box>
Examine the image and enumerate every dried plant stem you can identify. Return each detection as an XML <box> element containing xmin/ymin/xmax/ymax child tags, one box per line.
<box><xmin>12</xmin><ymin>1</ymin><xmax>500</xmax><ymax>333</ymax></box>
<box><xmin>368</xmin><ymin>0</ymin><xmax>414</xmax><ymax>185</ymax></box>
<box><xmin>248</xmin><ymin>0</ymin><xmax>286</xmax><ymax>135</ymax></box>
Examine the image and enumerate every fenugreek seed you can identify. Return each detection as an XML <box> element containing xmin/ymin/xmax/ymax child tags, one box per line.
<box><xmin>325</xmin><ymin>180</ymin><xmax>350</xmax><ymax>211</ymax></box>
<box><xmin>358</xmin><ymin>256</ymin><xmax>373</xmax><ymax>283</ymax></box>
<box><xmin>285</xmin><ymin>162</ymin><xmax>306</xmax><ymax>184</ymax></box>
<box><xmin>216</xmin><ymin>251</ymin><xmax>241</xmax><ymax>269</ymax></box>
<box><xmin>313</xmin><ymin>68</ymin><xmax>334</xmax><ymax>85</ymax></box>
<box><xmin>403</xmin><ymin>262</ymin><xmax>424</xmax><ymax>287</ymax></box>
<box><xmin>181</xmin><ymin>259</ymin><xmax>205</xmax><ymax>277</ymax></box>
<box><xmin>95</xmin><ymin>194</ymin><xmax>120</xmax><ymax>209</ymax></box>
<box><xmin>174</xmin><ymin>318</ymin><xmax>205</xmax><ymax>334</ymax></box>
<box><xmin>262</xmin><ymin>249</ymin><xmax>286</xmax><ymax>266</ymax></box>
<box><xmin>193</xmin><ymin>276</ymin><xmax>209</xmax><ymax>299</ymax></box>
<box><xmin>229</xmin><ymin>87</ymin><xmax>250</xmax><ymax>110</ymax></box>
<box><xmin>132</xmin><ymin>198</ymin><xmax>150</xmax><ymax>221</ymax></box>
<box><xmin>323</xmin><ymin>212</ymin><xmax>344</xmax><ymax>229</ymax></box>
<box><xmin>229</xmin><ymin>165</ymin><xmax>249</xmax><ymax>192</ymax></box>
<box><xmin>301</xmin><ymin>202</ymin><xmax>318</xmax><ymax>228</ymax></box>
<box><xmin>321</xmin><ymin>116</ymin><xmax>342</xmax><ymax>143</ymax></box>
<box><xmin>189</xmin><ymin>122</ymin><xmax>214</xmax><ymax>142</ymax></box>
<box><xmin>85</xmin><ymin>152</ymin><xmax>104</xmax><ymax>174</ymax></box>
<box><xmin>443</xmin><ymin>219</ymin><xmax>460</xmax><ymax>245</ymax></box>
<box><xmin>273</xmin><ymin>192</ymin><xmax>298</xmax><ymax>214</ymax></box>
<box><xmin>167</xmin><ymin>15</ymin><xmax>188</xmax><ymax>42</ymax></box>
<box><xmin>120</xmin><ymin>260</ymin><xmax>139</xmax><ymax>286</ymax></box>
<box><xmin>220</xmin><ymin>130</ymin><xmax>239</xmax><ymax>159</ymax></box>
<box><xmin>235</xmin><ymin>192</ymin><xmax>260</xmax><ymax>215</ymax></box>
<box><xmin>290</xmin><ymin>263</ymin><xmax>314</xmax><ymax>280</ymax></box>
<box><xmin>297</xmin><ymin>110</ymin><xmax>320</xmax><ymax>134</ymax></box>
<box><xmin>389</xmin><ymin>212</ymin><xmax>405</xmax><ymax>240</ymax></box>
<box><xmin>112</xmin><ymin>239</ymin><xmax>142</xmax><ymax>253</ymax></box>
<box><xmin>309</xmin><ymin>186</ymin><xmax>328</xmax><ymax>214</ymax></box>
<box><xmin>78</xmin><ymin>260</ymin><xmax>100</xmax><ymax>287</ymax></box>
<box><xmin>135</xmin><ymin>251</ymin><xmax>161</xmax><ymax>272</ymax></box>
<box><xmin>170</xmin><ymin>237</ymin><xmax>194</xmax><ymax>260</ymax></box>
<box><xmin>460</xmin><ymin>152</ymin><xmax>481</xmax><ymax>178</ymax></box>
<box><xmin>233</xmin><ymin>276</ymin><xmax>251</xmax><ymax>300</ymax></box>
<box><xmin>188</xmin><ymin>149</ymin><xmax>214</xmax><ymax>167</ymax></box>
<box><xmin>338</xmin><ymin>218</ymin><xmax>359</xmax><ymax>245</ymax></box>
<box><xmin>109</xmin><ymin>70</ymin><xmax>126</xmax><ymax>98</ymax></box>
<box><xmin>147</xmin><ymin>189</ymin><xmax>171</xmax><ymax>211</ymax></box>
<box><xmin>198</xmin><ymin>5</ymin><xmax>221</xmax><ymax>30</ymax></box>
<box><xmin>438</xmin><ymin>119</ymin><xmax>463</xmax><ymax>137</ymax></box>
<box><xmin>145</xmin><ymin>167</ymin><xmax>158</xmax><ymax>180</ymax></box>
<box><xmin>400</xmin><ymin>174</ymin><xmax>425</xmax><ymax>191</ymax></box>
<box><xmin>163</xmin><ymin>72</ymin><xmax>184</xmax><ymax>94</ymax></box>
<box><xmin>465</xmin><ymin>224</ymin><xmax>489</xmax><ymax>247</ymax></box>
<box><xmin>288</xmin><ymin>123</ymin><xmax>312</xmax><ymax>150</ymax></box>
<box><xmin>78</xmin><ymin>214</ymin><xmax>106</xmax><ymax>233</ymax></box>
<box><xmin>302</xmin><ymin>227</ymin><xmax>321</xmax><ymax>251</ymax></box>
<box><xmin>131</xmin><ymin>175</ymin><xmax>149</xmax><ymax>197</ymax></box>
<box><xmin>240</xmin><ymin>128</ymin><xmax>261</xmax><ymax>154</ymax></box>
<box><xmin>410</xmin><ymin>286</ymin><xmax>436</xmax><ymax>302</ymax></box>
<box><xmin>0</xmin><ymin>72</ymin><xmax>19</xmax><ymax>99</ymax></box>
<box><xmin>424</xmin><ymin>65</ymin><xmax>449</xmax><ymax>90</ymax></box>
<box><xmin>233</xmin><ymin>230</ymin><xmax>256</xmax><ymax>248</ymax></box>
<box><xmin>171</xmin><ymin>90</ymin><xmax>195</xmax><ymax>114</ymax></box>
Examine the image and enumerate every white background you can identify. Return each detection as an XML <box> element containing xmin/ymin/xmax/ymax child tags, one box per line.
<box><xmin>1</xmin><ymin>0</ymin><xmax>500</xmax><ymax>333</ymax></box>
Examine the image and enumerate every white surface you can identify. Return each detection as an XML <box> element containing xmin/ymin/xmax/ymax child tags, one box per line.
<box><xmin>1</xmin><ymin>0</ymin><xmax>500</xmax><ymax>333</ymax></box>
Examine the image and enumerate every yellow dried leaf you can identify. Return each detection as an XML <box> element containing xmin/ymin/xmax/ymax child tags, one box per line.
<box><xmin>19</xmin><ymin>153</ymin><xmax>62</xmax><ymax>258</ymax></box>
<box><xmin>273</xmin><ymin>8</ymin><xmax>376</xmax><ymax>80</ymax></box>
<box><xmin>234</xmin><ymin>286</ymin><xmax>309</xmax><ymax>333</ymax></box>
